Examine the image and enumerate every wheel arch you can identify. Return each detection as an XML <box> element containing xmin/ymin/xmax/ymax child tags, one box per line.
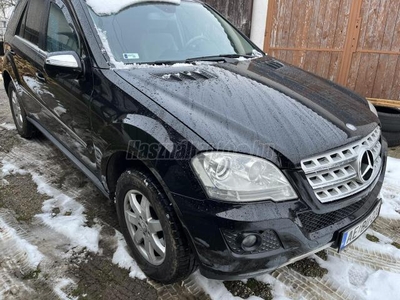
<box><xmin>103</xmin><ymin>150</ymin><xmax>176</xmax><ymax>207</ymax></box>
<box><xmin>2</xmin><ymin>49</ymin><xmax>20</xmax><ymax>96</ymax></box>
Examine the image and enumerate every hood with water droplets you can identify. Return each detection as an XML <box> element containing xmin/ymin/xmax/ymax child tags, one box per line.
<box><xmin>115</xmin><ymin>56</ymin><xmax>379</xmax><ymax>166</ymax></box>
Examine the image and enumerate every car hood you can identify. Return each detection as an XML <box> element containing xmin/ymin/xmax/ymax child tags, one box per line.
<box><xmin>115</xmin><ymin>56</ymin><xmax>379</xmax><ymax>167</ymax></box>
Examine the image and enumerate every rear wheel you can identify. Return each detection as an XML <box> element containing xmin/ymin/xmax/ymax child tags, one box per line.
<box><xmin>115</xmin><ymin>169</ymin><xmax>196</xmax><ymax>283</ymax></box>
<box><xmin>8</xmin><ymin>82</ymin><xmax>36</xmax><ymax>139</ymax></box>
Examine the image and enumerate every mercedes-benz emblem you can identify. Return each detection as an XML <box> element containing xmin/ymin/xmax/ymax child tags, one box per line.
<box><xmin>358</xmin><ymin>150</ymin><xmax>374</xmax><ymax>182</ymax></box>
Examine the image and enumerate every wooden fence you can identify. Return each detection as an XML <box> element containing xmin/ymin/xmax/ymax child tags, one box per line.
<box><xmin>264</xmin><ymin>0</ymin><xmax>400</xmax><ymax>101</ymax></box>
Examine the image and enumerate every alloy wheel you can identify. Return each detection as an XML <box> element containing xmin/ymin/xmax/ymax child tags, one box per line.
<box><xmin>10</xmin><ymin>91</ymin><xmax>23</xmax><ymax>129</ymax></box>
<box><xmin>124</xmin><ymin>190</ymin><xmax>166</xmax><ymax>265</ymax></box>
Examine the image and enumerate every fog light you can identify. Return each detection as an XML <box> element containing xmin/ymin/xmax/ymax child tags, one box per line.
<box><xmin>241</xmin><ymin>234</ymin><xmax>260</xmax><ymax>251</ymax></box>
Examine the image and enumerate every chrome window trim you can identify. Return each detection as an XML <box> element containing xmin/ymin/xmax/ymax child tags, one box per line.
<box><xmin>14</xmin><ymin>35</ymin><xmax>48</xmax><ymax>57</ymax></box>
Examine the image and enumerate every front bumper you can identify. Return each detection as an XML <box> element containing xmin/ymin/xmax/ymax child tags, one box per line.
<box><xmin>172</xmin><ymin>148</ymin><xmax>387</xmax><ymax>280</ymax></box>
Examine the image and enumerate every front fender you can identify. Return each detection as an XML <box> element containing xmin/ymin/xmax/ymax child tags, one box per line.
<box><xmin>98</xmin><ymin>116</ymin><xmax>207</xmax><ymax>200</ymax></box>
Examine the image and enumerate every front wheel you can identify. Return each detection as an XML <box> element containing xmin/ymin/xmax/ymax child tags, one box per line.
<box><xmin>115</xmin><ymin>169</ymin><xmax>196</xmax><ymax>283</ymax></box>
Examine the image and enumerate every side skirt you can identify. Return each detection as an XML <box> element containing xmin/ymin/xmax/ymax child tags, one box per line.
<box><xmin>27</xmin><ymin>117</ymin><xmax>109</xmax><ymax>198</ymax></box>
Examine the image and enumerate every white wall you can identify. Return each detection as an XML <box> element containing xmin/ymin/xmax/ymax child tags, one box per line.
<box><xmin>250</xmin><ymin>0</ymin><xmax>268</xmax><ymax>50</ymax></box>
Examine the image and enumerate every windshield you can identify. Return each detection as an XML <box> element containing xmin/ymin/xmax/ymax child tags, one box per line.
<box><xmin>86</xmin><ymin>1</ymin><xmax>260</xmax><ymax>65</ymax></box>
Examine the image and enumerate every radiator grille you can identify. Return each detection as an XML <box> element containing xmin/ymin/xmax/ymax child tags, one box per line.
<box><xmin>298</xmin><ymin>198</ymin><xmax>368</xmax><ymax>233</ymax></box>
<box><xmin>301</xmin><ymin>127</ymin><xmax>382</xmax><ymax>203</ymax></box>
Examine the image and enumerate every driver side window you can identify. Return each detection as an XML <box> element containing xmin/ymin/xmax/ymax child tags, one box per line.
<box><xmin>46</xmin><ymin>3</ymin><xmax>79</xmax><ymax>54</ymax></box>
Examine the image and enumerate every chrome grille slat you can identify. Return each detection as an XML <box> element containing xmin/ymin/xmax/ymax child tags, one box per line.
<box><xmin>308</xmin><ymin>165</ymin><xmax>357</xmax><ymax>189</ymax></box>
<box><xmin>301</xmin><ymin>127</ymin><xmax>382</xmax><ymax>203</ymax></box>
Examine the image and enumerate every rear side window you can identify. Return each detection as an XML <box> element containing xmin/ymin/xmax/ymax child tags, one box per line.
<box><xmin>46</xmin><ymin>3</ymin><xmax>79</xmax><ymax>53</ymax></box>
<box><xmin>23</xmin><ymin>0</ymin><xmax>44</xmax><ymax>45</ymax></box>
<box><xmin>15</xmin><ymin>5</ymin><xmax>27</xmax><ymax>37</ymax></box>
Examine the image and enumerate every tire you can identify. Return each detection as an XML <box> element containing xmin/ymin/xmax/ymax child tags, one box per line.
<box><xmin>115</xmin><ymin>169</ymin><xmax>196</xmax><ymax>283</ymax></box>
<box><xmin>376</xmin><ymin>106</ymin><xmax>400</xmax><ymax>132</ymax></box>
<box><xmin>8</xmin><ymin>82</ymin><xmax>36</xmax><ymax>139</ymax></box>
<box><xmin>382</xmin><ymin>131</ymin><xmax>400</xmax><ymax>148</ymax></box>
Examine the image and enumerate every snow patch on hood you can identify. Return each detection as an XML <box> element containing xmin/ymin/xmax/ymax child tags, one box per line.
<box><xmin>87</xmin><ymin>0</ymin><xmax>181</xmax><ymax>15</ymax></box>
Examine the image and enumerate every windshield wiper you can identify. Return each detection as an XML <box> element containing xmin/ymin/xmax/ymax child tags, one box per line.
<box><xmin>125</xmin><ymin>60</ymin><xmax>186</xmax><ymax>65</ymax></box>
<box><xmin>125</xmin><ymin>54</ymin><xmax>256</xmax><ymax>66</ymax></box>
<box><xmin>185</xmin><ymin>54</ymin><xmax>254</xmax><ymax>63</ymax></box>
<box><xmin>219</xmin><ymin>54</ymin><xmax>255</xmax><ymax>58</ymax></box>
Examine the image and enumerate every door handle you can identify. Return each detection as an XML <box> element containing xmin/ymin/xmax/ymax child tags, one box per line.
<box><xmin>36</xmin><ymin>72</ymin><xmax>46</xmax><ymax>82</ymax></box>
<box><xmin>9</xmin><ymin>49</ymin><xmax>16</xmax><ymax>55</ymax></box>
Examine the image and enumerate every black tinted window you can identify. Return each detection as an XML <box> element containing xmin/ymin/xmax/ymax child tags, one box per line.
<box><xmin>46</xmin><ymin>3</ymin><xmax>79</xmax><ymax>53</ymax></box>
<box><xmin>23</xmin><ymin>0</ymin><xmax>43</xmax><ymax>45</ymax></box>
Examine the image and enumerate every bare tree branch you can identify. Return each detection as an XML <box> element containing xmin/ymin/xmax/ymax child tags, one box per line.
<box><xmin>0</xmin><ymin>0</ymin><xmax>17</xmax><ymax>18</ymax></box>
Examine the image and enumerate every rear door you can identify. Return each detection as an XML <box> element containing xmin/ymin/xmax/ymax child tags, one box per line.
<box><xmin>10</xmin><ymin>0</ymin><xmax>49</xmax><ymax>117</ymax></box>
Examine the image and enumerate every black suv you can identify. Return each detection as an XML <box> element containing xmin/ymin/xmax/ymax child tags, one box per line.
<box><xmin>2</xmin><ymin>0</ymin><xmax>387</xmax><ymax>283</ymax></box>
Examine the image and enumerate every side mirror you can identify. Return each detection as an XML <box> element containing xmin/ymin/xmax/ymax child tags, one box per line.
<box><xmin>44</xmin><ymin>51</ymin><xmax>83</xmax><ymax>79</ymax></box>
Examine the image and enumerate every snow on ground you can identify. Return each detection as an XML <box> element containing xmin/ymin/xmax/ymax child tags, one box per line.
<box><xmin>1</xmin><ymin>161</ymin><xmax>28</xmax><ymax>176</ymax></box>
<box><xmin>193</xmin><ymin>273</ymin><xmax>257</xmax><ymax>300</ymax></box>
<box><xmin>87</xmin><ymin>0</ymin><xmax>181</xmax><ymax>15</ymax></box>
<box><xmin>380</xmin><ymin>157</ymin><xmax>400</xmax><ymax>219</ymax></box>
<box><xmin>53</xmin><ymin>278</ymin><xmax>78</xmax><ymax>300</ymax></box>
<box><xmin>255</xmin><ymin>275</ymin><xmax>292</xmax><ymax>300</ymax></box>
<box><xmin>112</xmin><ymin>231</ymin><xmax>146</xmax><ymax>280</ymax></box>
<box><xmin>317</xmin><ymin>254</ymin><xmax>400</xmax><ymax>300</ymax></box>
<box><xmin>0</xmin><ymin>122</ymin><xmax>16</xmax><ymax>130</ymax></box>
<box><xmin>1</xmin><ymin>160</ymin><xmax>101</xmax><ymax>253</ymax></box>
<box><xmin>0</xmin><ymin>218</ymin><xmax>44</xmax><ymax>269</ymax></box>
<box><xmin>353</xmin><ymin>228</ymin><xmax>400</xmax><ymax>259</ymax></box>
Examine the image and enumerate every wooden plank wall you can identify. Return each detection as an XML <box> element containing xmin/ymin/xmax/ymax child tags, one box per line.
<box><xmin>203</xmin><ymin>0</ymin><xmax>253</xmax><ymax>37</ymax></box>
<box><xmin>347</xmin><ymin>0</ymin><xmax>400</xmax><ymax>101</ymax></box>
<box><xmin>264</xmin><ymin>0</ymin><xmax>400</xmax><ymax>101</ymax></box>
<box><xmin>265</xmin><ymin>0</ymin><xmax>352</xmax><ymax>82</ymax></box>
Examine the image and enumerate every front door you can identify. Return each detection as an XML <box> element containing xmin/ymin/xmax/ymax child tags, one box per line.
<box><xmin>36</xmin><ymin>0</ymin><xmax>97</xmax><ymax>173</ymax></box>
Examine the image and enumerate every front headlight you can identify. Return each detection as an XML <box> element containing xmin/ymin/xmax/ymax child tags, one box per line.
<box><xmin>191</xmin><ymin>152</ymin><xmax>297</xmax><ymax>202</ymax></box>
<box><xmin>368</xmin><ymin>101</ymin><xmax>378</xmax><ymax>117</ymax></box>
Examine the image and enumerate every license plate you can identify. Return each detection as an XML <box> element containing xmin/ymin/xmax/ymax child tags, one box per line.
<box><xmin>339</xmin><ymin>202</ymin><xmax>381</xmax><ymax>251</ymax></box>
